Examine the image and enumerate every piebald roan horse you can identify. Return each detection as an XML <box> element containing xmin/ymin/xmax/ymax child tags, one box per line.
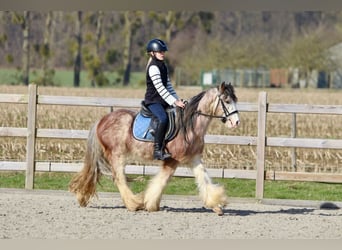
<box><xmin>69</xmin><ymin>82</ymin><xmax>240</xmax><ymax>215</ymax></box>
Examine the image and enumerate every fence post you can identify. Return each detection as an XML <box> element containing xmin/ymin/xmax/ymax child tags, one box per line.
<box><xmin>291</xmin><ymin>113</ymin><xmax>297</xmax><ymax>171</ymax></box>
<box><xmin>255</xmin><ymin>91</ymin><xmax>267</xmax><ymax>199</ymax></box>
<box><xmin>25</xmin><ymin>84</ymin><xmax>37</xmax><ymax>189</ymax></box>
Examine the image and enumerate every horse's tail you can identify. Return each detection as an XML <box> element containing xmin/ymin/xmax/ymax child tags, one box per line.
<box><xmin>69</xmin><ymin>121</ymin><xmax>109</xmax><ymax>207</ymax></box>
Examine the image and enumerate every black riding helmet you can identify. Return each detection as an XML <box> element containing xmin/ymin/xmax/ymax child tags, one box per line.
<box><xmin>146</xmin><ymin>38</ymin><xmax>168</xmax><ymax>52</ymax></box>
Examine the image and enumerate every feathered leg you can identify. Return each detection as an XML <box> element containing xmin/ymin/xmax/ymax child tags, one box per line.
<box><xmin>144</xmin><ymin>159</ymin><xmax>178</xmax><ymax>211</ymax></box>
<box><xmin>192</xmin><ymin>155</ymin><xmax>228</xmax><ymax>215</ymax></box>
<box><xmin>110</xmin><ymin>154</ymin><xmax>144</xmax><ymax>211</ymax></box>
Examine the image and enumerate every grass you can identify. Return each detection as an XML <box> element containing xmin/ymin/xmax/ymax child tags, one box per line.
<box><xmin>1</xmin><ymin>171</ymin><xmax>341</xmax><ymax>202</ymax></box>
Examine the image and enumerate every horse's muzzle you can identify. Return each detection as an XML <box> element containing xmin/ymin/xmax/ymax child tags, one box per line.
<box><xmin>227</xmin><ymin>116</ymin><xmax>240</xmax><ymax>128</ymax></box>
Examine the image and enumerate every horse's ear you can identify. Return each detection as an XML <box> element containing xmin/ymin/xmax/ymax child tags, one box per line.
<box><xmin>218</xmin><ymin>81</ymin><xmax>226</xmax><ymax>93</ymax></box>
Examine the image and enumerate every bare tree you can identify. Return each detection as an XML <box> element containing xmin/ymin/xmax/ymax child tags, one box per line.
<box><xmin>122</xmin><ymin>11</ymin><xmax>132</xmax><ymax>86</ymax></box>
<box><xmin>91</xmin><ymin>10</ymin><xmax>104</xmax><ymax>87</ymax></box>
<box><xmin>41</xmin><ymin>11</ymin><xmax>53</xmax><ymax>85</ymax></box>
<box><xmin>74</xmin><ymin>11</ymin><xmax>82</xmax><ymax>87</ymax></box>
<box><xmin>21</xmin><ymin>11</ymin><xmax>30</xmax><ymax>85</ymax></box>
<box><xmin>122</xmin><ymin>11</ymin><xmax>143</xmax><ymax>86</ymax></box>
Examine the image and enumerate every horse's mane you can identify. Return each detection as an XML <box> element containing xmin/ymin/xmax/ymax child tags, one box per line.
<box><xmin>176</xmin><ymin>90</ymin><xmax>206</xmax><ymax>143</ymax></box>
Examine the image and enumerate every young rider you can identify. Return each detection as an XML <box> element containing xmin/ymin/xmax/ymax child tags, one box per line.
<box><xmin>144</xmin><ymin>38</ymin><xmax>185</xmax><ymax>160</ymax></box>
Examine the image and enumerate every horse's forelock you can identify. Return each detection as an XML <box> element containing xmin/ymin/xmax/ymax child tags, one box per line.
<box><xmin>224</xmin><ymin>83</ymin><xmax>238</xmax><ymax>102</ymax></box>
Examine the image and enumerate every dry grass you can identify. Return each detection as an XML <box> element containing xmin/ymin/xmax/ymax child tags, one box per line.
<box><xmin>1</xmin><ymin>85</ymin><xmax>341</xmax><ymax>173</ymax></box>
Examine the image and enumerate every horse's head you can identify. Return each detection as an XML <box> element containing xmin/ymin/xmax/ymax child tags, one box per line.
<box><xmin>178</xmin><ymin>82</ymin><xmax>240</xmax><ymax>138</ymax></box>
<box><xmin>215</xmin><ymin>82</ymin><xmax>240</xmax><ymax>128</ymax></box>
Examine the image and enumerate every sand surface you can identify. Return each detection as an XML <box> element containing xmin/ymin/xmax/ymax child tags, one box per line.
<box><xmin>0</xmin><ymin>188</ymin><xmax>341</xmax><ymax>239</ymax></box>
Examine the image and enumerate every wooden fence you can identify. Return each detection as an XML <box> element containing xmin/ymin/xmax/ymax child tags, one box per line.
<box><xmin>1</xmin><ymin>84</ymin><xmax>342</xmax><ymax>199</ymax></box>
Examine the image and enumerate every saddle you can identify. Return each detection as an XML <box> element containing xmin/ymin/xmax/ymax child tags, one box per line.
<box><xmin>133</xmin><ymin>101</ymin><xmax>177</xmax><ymax>142</ymax></box>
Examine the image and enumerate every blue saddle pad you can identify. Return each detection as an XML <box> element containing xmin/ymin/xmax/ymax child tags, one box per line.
<box><xmin>132</xmin><ymin>113</ymin><xmax>154</xmax><ymax>142</ymax></box>
<box><xmin>132</xmin><ymin>109</ymin><xmax>177</xmax><ymax>142</ymax></box>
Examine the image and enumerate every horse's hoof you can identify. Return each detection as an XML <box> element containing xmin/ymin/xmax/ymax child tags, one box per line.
<box><xmin>212</xmin><ymin>206</ymin><xmax>224</xmax><ymax>216</ymax></box>
<box><xmin>145</xmin><ymin>204</ymin><xmax>160</xmax><ymax>212</ymax></box>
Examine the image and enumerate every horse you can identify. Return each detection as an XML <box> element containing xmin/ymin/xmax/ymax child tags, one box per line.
<box><xmin>69</xmin><ymin>81</ymin><xmax>240</xmax><ymax>215</ymax></box>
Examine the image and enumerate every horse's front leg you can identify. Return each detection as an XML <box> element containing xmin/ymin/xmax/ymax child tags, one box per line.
<box><xmin>192</xmin><ymin>155</ymin><xmax>228</xmax><ymax>215</ymax></box>
<box><xmin>144</xmin><ymin>159</ymin><xmax>178</xmax><ymax>212</ymax></box>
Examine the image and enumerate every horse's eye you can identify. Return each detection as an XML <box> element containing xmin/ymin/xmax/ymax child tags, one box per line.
<box><xmin>224</xmin><ymin>97</ymin><xmax>230</xmax><ymax>103</ymax></box>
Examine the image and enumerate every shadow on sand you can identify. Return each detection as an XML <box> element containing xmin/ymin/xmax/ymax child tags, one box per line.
<box><xmin>89</xmin><ymin>204</ymin><xmax>321</xmax><ymax>216</ymax></box>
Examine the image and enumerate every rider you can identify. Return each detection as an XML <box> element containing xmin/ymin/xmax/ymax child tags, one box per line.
<box><xmin>144</xmin><ymin>38</ymin><xmax>185</xmax><ymax>160</ymax></box>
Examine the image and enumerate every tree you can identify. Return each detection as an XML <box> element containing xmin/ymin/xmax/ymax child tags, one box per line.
<box><xmin>40</xmin><ymin>11</ymin><xmax>54</xmax><ymax>86</ymax></box>
<box><xmin>74</xmin><ymin>11</ymin><xmax>83</xmax><ymax>87</ymax></box>
<box><xmin>148</xmin><ymin>11</ymin><xmax>209</xmax><ymax>43</ymax></box>
<box><xmin>11</xmin><ymin>11</ymin><xmax>31</xmax><ymax>85</ymax></box>
<box><xmin>164</xmin><ymin>11</ymin><xmax>178</xmax><ymax>43</ymax></box>
<box><xmin>122</xmin><ymin>11</ymin><xmax>132</xmax><ymax>86</ymax></box>
<box><xmin>92</xmin><ymin>11</ymin><xmax>104</xmax><ymax>87</ymax></box>
<box><xmin>121</xmin><ymin>11</ymin><xmax>143</xmax><ymax>86</ymax></box>
<box><xmin>0</xmin><ymin>12</ymin><xmax>9</xmax><ymax>63</ymax></box>
<box><xmin>22</xmin><ymin>11</ymin><xmax>31</xmax><ymax>85</ymax></box>
<box><xmin>82</xmin><ymin>11</ymin><xmax>108</xmax><ymax>87</ymax></box>
<box><xmin>148</xmin><ymin>11</ymin><xmax>214</xmax><ymax>77</ymax></box>
<box><xmin>284</xmin><ymin>33</ymin><xmax>332</xmax><ymax>87</ymax></box>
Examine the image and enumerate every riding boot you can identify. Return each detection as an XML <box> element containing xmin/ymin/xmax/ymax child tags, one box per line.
<box><xmin>153</xmin><ymin>122</ymin><xmax>171</xmax><ymax>160</ymax></box>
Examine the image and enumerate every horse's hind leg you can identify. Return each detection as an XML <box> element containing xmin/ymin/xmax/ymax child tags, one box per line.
<box><xmin>144</xmin><ymin>159</ymin><xmax>177</xmax><ymax>212</ymax></box>
<box><xmin>192</xmin><ymin>155</ymin><xmax>228</xmax><ymax>215</ymax></box>
<box><xmin>110</xmin><ymin>155</ymin><xmax>144</xmax><ymax>211</ymax></box>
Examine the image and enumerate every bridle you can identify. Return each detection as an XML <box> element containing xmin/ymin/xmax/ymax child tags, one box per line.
<box><xmin>194</xmin><ymin>95</ymin><xmax>239</xmax><ymax>124</ymax></box>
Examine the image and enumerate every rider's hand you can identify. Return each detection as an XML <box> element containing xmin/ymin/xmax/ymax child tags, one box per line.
<box><xmin>174</xmin><ymin>99</ymin><xmax>185</xmax><ymax>109</ymax></box>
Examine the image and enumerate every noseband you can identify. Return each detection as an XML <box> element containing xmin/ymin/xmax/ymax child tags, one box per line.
<box><xmin>195</xmin><ymin>95</ymin><xmax>239</xmax><ymax>123</ymax></box>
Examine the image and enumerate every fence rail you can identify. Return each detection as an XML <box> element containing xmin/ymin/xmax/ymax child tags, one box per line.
<box><xmin>1</xmin><ymin>84</ymin><xmax>342</xmax><ymax>199</ymax></box>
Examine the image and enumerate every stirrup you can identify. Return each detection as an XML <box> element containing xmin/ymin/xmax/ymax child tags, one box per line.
<box><xmin>153</xmin><ymin>150</ymin><xmax>172</xmax><ymax>160</ymax></box>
